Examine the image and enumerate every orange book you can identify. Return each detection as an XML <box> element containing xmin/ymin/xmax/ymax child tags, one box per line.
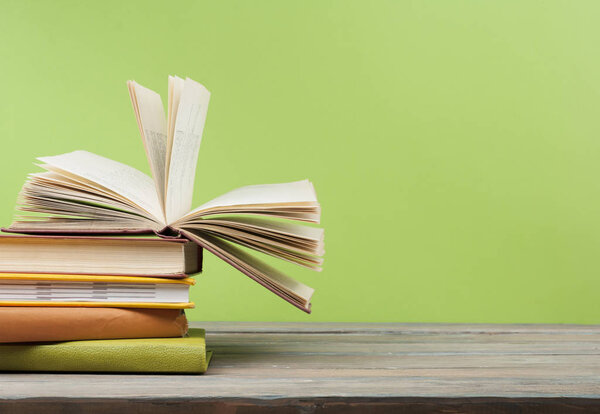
<box><xmin>0</xmin><ymin>307</ymin><xmax>188</xmax><ymax>343</ymax></box>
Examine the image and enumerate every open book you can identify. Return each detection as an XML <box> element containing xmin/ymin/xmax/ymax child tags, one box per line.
<box><xmin>6</xmin><ymin>76</ymin><xmax>323</xmax><ymax>313</ymax></box>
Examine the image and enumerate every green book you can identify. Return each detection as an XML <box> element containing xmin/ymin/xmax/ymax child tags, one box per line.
<box><xmin>0</xmin><ymin>328</ymin><xmax>210</xmax><ymax>374</ymax></box>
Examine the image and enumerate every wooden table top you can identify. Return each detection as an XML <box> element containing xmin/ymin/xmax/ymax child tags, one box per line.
<box><xmin>1</xmin><ymin>322</ymin><xmax>599</xmax><ymax>413</ymax></box>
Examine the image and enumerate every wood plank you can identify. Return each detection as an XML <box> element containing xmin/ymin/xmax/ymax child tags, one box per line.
<box><xmin>206</xmin><ymin>334</ymin><xmax>600</xmax><ymax>354</ymax></box>
<box><xmin>0</xmin><ymin>397</ymin><xmax>599</xmax><ymax>414</ymax></box>
<box><xmin>198</xmin><ymin>321</ymin><xmax>600</xmax><ymax>334</ymax></box>
<box><xmin>1</xmin><ymin>373</ymin><xmax>599</xmax><ymax>399</ymax></box>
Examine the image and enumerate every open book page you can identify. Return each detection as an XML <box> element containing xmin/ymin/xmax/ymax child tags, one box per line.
<box><xmin>20</xmin><ymin>184</ymin><xmax>147</xmax><ymax>220</ymax></box>
<box><xmin>181</xmin><ymin>216</ymin><xmax>324</xmax><ymax>270</ymax></box>
<box><xmin>128</xmin><ymin>81</ymin><xmax>168</xmax><ymax>216</ymax></box>
<box><xmin>8</xmin><ymin>169</ymin><xmax>159</xmax><ymax>232</ymax></box>
<box><xmin>182</xmin><ymin>216</ymin><xmax>324</xmax><ymax>245</ymax></box>
<box><xmin>165</xmin><ymin>75</ymin><xmax>185</xmax><ymax>196</ymax></box>
<box><xmin>165</xmin><ymin>78</ymin><xmax>211</xmax><ymax>224</ymax></box>
<box><xmin>36</xmin><ymin>151</ymin><xmax>163</xmax><ymax>223</ymax></box>
<box><xmin>180</xmin><ymin>229</ymin><xmax>315</xmax><ymax>313</ymax></box>
<box><xmin>8</xmin><ymin>218</ymin><xmax>156</xmax><ymax>233</ymax></box>
<box><xmin>175</xmin><ymin>180</ymin><xmax>320</xmax><ymax>224</ymax></box>
<box><xmin>184</xmin><ymin>225</ymin><xmax>323</xmax><ymax>270</ymax></box>
<box><xmin>26</xmin><ymin>172</ymin><xmax>149</xmax><ymax>217</ymax></box>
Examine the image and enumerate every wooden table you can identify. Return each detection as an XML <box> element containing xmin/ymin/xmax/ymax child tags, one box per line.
<box><xmin>1</xmin><ymin>322</ymin><xmax>599</xmax><ymax>413</ymax></box>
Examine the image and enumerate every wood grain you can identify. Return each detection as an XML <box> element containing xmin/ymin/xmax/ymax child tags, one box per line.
<box><xmin>0</xmin><ymin>322</ymin><xmax>599</xmax><ymax>413</ymax></box>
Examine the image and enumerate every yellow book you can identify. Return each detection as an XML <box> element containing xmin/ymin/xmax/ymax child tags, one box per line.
<box><xmin>0</xmin><ymin>273</ymin><xmax>195</xmax><ymax>309</ymax></box>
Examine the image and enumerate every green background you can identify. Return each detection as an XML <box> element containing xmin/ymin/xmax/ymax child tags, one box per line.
<box><xmin>1</xmin><ymin>0</ymin><xmax>599</xmax><ymax>323</ymax></box>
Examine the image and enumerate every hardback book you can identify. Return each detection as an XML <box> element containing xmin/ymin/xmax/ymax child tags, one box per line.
<box><xmin>0</xmin><ymin>307</ymin><xmax>188</xmax><ymax>343</ymax></box>
<box><xmin>5</xmin><ymin>76</ymin><xmax>324</xmax><ymax>313</ymax></box>
<box><xmin>0</xmin><ymin>234</ymin><xmax>201</xmax><ymax>277</ymax></box>
<box><xmin>0</xmin><ymin>328</ymin><xmax>210</xmax><ymax>373</ymax></box>
<box><xmin>0</xmin><ymin>273</ymin><xmax>195</xmax><ymax>309</ymax></box>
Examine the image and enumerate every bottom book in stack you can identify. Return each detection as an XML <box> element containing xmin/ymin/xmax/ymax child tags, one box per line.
<box><xmin>0</xmin><ymin>325</ymin><xmax>210</xmax><ymax>374</ymax></box>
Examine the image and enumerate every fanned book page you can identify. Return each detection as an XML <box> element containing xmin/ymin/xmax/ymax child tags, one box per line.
<box><xmin>165</xmin><ymin>78</ymin><xmax>210</xmax><ymax>223</ymax></box>
<box><xmin>128</xmin><ymin>81</ymin><xmax>169</xmax><ymax>214</ymax></box>
<box><xmin>7</xmin><ymin>76</ymin><xmax>324</xmax><ymax>313</ymax></box>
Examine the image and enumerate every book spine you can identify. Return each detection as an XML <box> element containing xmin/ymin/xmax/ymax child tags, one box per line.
<box><xmin>0</xmin><ymin>340</ymin><xmax>207</xmax><ymax>373</ymax></box>
<box><xmin>1</xmin><ymin>227</ymin><xmax>156</xmax><ymax>235</ymax></box>
<box><xmin>155</xmin><ymin>226</ymin><xmax>204</xmax><ymax>273</ymax></box>
<box><xmin>0</xmin><ymin>271</ymin><xmax>190</xmax><ymax>279</ymax></box>
<box><xmin>0</xmin><ymin>301</ymin><xmax>194</xmax><ymax>310</ymax></box>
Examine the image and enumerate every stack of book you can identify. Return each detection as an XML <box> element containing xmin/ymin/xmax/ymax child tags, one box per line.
<box><xmin>0</xmin><ymin>76</ymin><xmax>324</xmax><ymax>374</ymax></box>
<box><xmin>0</xmin><ymin>234</ymin><xmax>210</xmax><ymax>373</ymax></box>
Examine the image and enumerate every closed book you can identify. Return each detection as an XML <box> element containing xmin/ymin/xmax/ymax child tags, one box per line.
<box><xmin>0</xmin><ymin>273</ymin><xmax>195</xmax><ymax>309</ymax></box>
<box><xmin>0</xmin><ymin>328</ymin><xmax>210</xmax><ymax>374</ymax></box>
<box><xmin>0</xmin><ymin>234</ymin><xmax>202</xmax><ymax>277</ymax></box>
<box><xmin>0</xmin><ymin>307</ymin><xmax>188</xmax><ymax>343</ymax></box>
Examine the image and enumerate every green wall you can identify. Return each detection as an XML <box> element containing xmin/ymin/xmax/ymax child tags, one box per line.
<box><xmin>1</xmin><ymin>1</ymin><xmax>599</xmax><ymax>323</ymax></box>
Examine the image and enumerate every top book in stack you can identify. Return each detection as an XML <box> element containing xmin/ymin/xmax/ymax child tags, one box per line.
<box><xmin>4</xmin><ymin>76</ymin><xmax>324</xmax><ymax>313</ymax></box>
